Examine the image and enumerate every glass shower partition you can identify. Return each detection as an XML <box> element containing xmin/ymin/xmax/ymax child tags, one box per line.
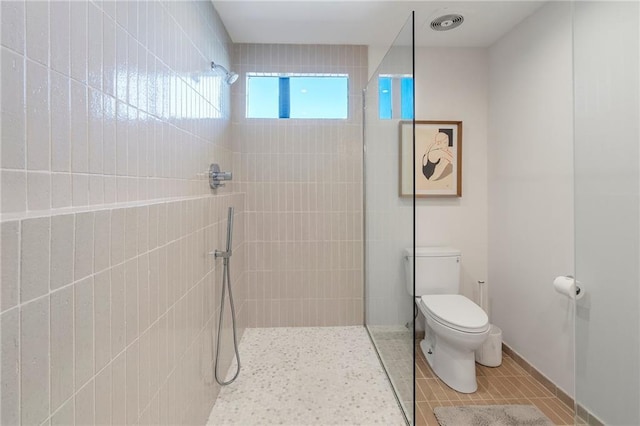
<box><xmin>573</xmin><ymin>2</ymin><xmax>640</xmax><ymax>425</ymax></box>
<box><xmin>363</xmin><ymin>13</ymin><xmax>415</xmax><ymax>425</ymax></box>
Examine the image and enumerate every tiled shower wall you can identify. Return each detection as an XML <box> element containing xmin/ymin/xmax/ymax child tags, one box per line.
<box><xmin>1</xmin><ymin>1</ymin><xmax>246</xmax><ymax>425</ymax></box>
<box><xmin>231</xmin><ymin>44</ymin><xmax>367</xmax><ymax>327</ymax></box>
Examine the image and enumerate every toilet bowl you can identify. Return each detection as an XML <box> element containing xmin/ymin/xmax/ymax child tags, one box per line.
<box><xmin>417</xmin><ymin>294</ymin><xmax>489</xmax><ymax>393</ymax></box>
<box><xmin>404</xmin><ymin>247</ymin><xmax>489</xmax><ymax>393</ymax></box>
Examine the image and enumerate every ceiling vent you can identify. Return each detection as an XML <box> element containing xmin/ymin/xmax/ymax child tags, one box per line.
<box><xmin>430</xmin><ymin>14</ymin><xmax>464</xmax><ymax>31</ymax></box>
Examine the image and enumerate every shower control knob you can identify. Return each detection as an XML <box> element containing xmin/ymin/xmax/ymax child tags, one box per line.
<box><xmin>209</xmin><ymin>163</ymin><xmax>233</xmax><ymax>189</ymax></box>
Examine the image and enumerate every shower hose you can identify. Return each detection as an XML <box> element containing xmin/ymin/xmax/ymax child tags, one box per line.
<box><xmin>214</xmin><ymin>207</ymin><xmax>241</xmax><ymax>386</ymax></box>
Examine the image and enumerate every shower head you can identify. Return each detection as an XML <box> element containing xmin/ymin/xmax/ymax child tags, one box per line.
<box><xmin>226</xmin><ymin>72</ymin><xmax>239</xmax><ymax>85</ymax></box>
<box><xmin>211</xmin><ymin>61</ymin><xmax>239</xmax><ymax>85</ymax></box>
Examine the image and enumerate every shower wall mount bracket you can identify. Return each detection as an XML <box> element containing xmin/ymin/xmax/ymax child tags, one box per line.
<box><xmin>209</xmin><ymin>163</ymin><xmax>232</xmax><ymax>190</ymax></box>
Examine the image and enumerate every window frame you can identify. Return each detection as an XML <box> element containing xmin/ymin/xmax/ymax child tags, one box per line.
<box><xmin>246</xmin><ymin>72</ymin><xmax>350</xmax><ymax>120</ymax></box>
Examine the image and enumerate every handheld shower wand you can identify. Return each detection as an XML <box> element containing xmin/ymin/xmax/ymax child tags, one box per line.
<box><xmin>212</xmin><ymin>207</ymin><xmax>241</xmax><ymax>385</ymax></box>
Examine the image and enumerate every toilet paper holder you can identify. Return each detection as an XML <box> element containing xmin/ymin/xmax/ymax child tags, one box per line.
<box><xmin>554</xmin><ymin>275</ymin><xmax>583</xmax><ymax>299</ymax></box>
<box><xmin>564</xmin><ymin>275</ymin><xmax>582</xmax><ymax>297</ymax></box>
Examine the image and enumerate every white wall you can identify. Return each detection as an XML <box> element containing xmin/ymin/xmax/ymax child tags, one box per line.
<box><xmin>414</xmin><ymin>48</ymin><xmax>489</xmax><ymax>306</ymax></box>
<box><xmin>488</xmin><ymin>2</ymin><xmax>574</xmax><ymax>395</ymax></box>
<box><xmin>573</xmin><ymin>2</ymin><xmax>640</xmax><ymax>424</ymax></box>
<box><xmin>365</xmin><ymin>46</ymin><xmax>489</xmax><ymax>327</ymax></box>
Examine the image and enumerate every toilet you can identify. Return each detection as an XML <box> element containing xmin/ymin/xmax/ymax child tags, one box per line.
<box><xmin>404</xmin><ymin>247</ymin><xmax>489</xmax><ymax>393</ymax></box>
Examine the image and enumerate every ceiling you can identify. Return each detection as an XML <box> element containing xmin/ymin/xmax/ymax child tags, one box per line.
<box><xmin>212</xmin><ymin>1</ymin><xmax>546</xmax><ymax>48</ymax></box>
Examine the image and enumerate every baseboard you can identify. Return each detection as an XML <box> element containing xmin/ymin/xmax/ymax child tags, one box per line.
<box><xmin>415</xmin><ymin>332</ymin><xmax>604</xmax><ymax>425</ymax></box>
<box><xmin>502</xmin><ymin>343</ymin><xmax>605</xmax><ymax>426</ymax></box>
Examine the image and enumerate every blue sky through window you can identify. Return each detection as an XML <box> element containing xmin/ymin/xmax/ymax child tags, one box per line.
<box><xmin>247</xmin><ymin>76</ymin><xmax>279</xmax><ymax>118</ymax></box>
<box><xmin>379</xmin><ymin>77</ymin><xmax>392</xmax><ymax>119</ymax></box>
<box><xmin>247</xmin><ymin>74</ymin><xmax>348</xmax><ymax>119</ymax></box>
<box><xmin>401</xmin><ymin>77</ymin><xmax>414</xmax><ymax>120</ymax></box>
<box><xmin>378</xmin><ymin>75</ymin><xmax>414</xmax><ymax>120</ymax></box>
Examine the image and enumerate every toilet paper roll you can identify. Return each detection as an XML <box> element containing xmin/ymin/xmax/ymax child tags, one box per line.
<box><xmin>553</xmin><ymin>276</ymin><xmax>584</xmax><ymax>300</ymax></box>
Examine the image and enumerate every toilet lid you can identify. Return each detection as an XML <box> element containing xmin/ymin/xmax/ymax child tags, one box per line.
<box><xmin>420</xmin><ymin>295</ymin><xmax>489</xmax><ymax>333</ymax></box>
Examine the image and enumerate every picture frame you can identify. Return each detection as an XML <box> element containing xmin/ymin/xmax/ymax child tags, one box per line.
<box><xmin>399</xmin><ymin>120</ymin><xmax>463</xmax><ymax>197</ymax></box>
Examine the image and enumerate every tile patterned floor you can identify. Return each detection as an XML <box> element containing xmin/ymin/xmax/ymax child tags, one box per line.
<box><xmin>367</xmin><ymin>326</ymin><xmax>414</xmax><ymax>416</ymax></box>
<box><xmin>415</xmin><ymin>342</ymin><xmax>575</xmax><ymax>426</ymax></box>
<box><xmin>416</xmin><ymin>347</ymin><xmax>574</xmax><ymax>426</ymax></box>
<box><xmin>206</xmin><ymin>327</ymin><xmax>405</xmax><ymax>425</ymax></box>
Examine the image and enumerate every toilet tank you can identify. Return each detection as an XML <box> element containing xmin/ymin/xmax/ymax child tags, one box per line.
<box><xmin>404</xmin><ymin>247</ymin><xmax>461</xmax><ymax>296</ymax></box>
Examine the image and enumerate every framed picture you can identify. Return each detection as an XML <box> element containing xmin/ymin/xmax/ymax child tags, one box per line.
<box><xmin>399</xmin><ymin>120</ymin><xmax>462</xmax><ymax>197</ymax></box>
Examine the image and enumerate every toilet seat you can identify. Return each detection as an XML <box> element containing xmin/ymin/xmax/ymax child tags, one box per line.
<box><xmin>420</xmin><ymin>294</ymin><xmax>489</xmax><ymax>334</ymax></box>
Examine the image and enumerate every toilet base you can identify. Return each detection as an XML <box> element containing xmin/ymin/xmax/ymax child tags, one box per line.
<box><xmin>420</xmin><ymin>336</ymin><xmax>479</xmax><ymax>394</ymax></box>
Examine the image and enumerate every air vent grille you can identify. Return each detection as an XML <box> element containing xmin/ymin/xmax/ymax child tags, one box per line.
<box><xmin>430</xmin><ymin>14</ymin><xmax>464</xmax><ymax>31</ymax></box>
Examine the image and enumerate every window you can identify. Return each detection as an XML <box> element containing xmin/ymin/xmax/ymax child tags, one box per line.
<box><xmin>247</xmin><ymin>74</ymin><xmax>349</xmax><ymax>119</ymax></box>
<box><xmin>378</xmin><ymin>75</ymin><xmax>414</xmax><ymax>120</ymax></box>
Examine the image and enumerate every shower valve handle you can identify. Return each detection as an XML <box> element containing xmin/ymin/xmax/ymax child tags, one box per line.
<box><xmin>209</xmin><ymin>163</ymin><xmax>233</xmax><ymax>190</ymax></box>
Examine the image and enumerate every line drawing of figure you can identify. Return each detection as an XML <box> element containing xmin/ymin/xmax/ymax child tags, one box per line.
<box><xmin>422</xmin><ymin>131</ymin><xmax>454</xmax><ymax>181</ymax></box>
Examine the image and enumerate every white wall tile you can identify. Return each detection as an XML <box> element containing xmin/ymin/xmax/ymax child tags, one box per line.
<box><xmin>51</xmin><ymin>172</ymin><xmax>72</xmax><ymax>209</ymax></box>
<box><xmin>94</xmin><ymin>269</ymin><xmax>111</xmax><ymax>372</ymax></box>
<box><xmin>1</xmin><ymin>221</ymin><xmax>20</xmax><ymax>311</ymax></box>
<box><xmin>50</xmin><ymin>214</ymin><xmax>74</xmax><ymax>290</ymax></box>
<box><xmin>0</xmin><ymin>308</ymin><xmax>20</xmax><ymax>425</ymax></box>
<box><xmin>115</xmin><ymin>100</ymin><xmax>128</xmax><ymax>175</ymax></box>
<box><xmin>74</xmin><ymin>212</ymin><xmax>95</xmax><ymax>281</ymax></box>
<box><xmin>103</xmin><ymin>15</ymin><xmax>116</xmax><ymax>97</ymax></box>
<box><xmin>70</xmin><ymin>0</ymin><xmax>87</xmax><ymax>83</ymax></box>
<box><xmin>70</xmin><ymin>80</ymin><xmax>89</xmax><ymax>173</ymax></box>
<box><xmin>25</xmin><ymin>0</ymin><xmax>49</xmax><ymax>66</ymax></box>
<box><xmin>26</xmin><ymin>60</ymin><xmax>50</xmax><ymax>171</ymax></box>
<box><xmin>94</xmin><ymin>364</ymin><xmax>111</xmax><ymax>425</ymax></box>
<box><xmin>88</xmin><ymin>3</ymin><xmax>103</xmax><ymax>90</ymax></box>
<box><xmin>50</xmin><ymin>71</ymin><xmax>71</xmax><ymax>172</ymax></box>
<box><xmin>1</xmin><ymin>0</ymin><xmax>24</xmax><ymax>53</ymax></box>
<box><xmin>89</xmin><ymin>88</ymin><xmax>104</xmax><ymax>174</ymax></box>
<box><xmin>20</xmin><ymin>217</ymin><xmax>50</xmax><ymax>303</ymax></box>
<box><xmin>125</xmin><ymin>207</ymin><xmax>138</xmax><ymax>260</ymax></box>
<box><xmin>111</xmin><ymin>353</ymin><xmax>126</xmax><ymax>426</ymax></box>
<box><xmin>74</xmin><ymin>277</ymin><xmax>94</xmax><ymax>389</ymax></box>
<box><xmin>3</xmin><ymin>3</ymin><xmax>239</xmax><ymax>425</ymax></box>
<box><xmin>50</xmin><ymin>399</ymin><xmax>73</xmax><ymax>426</ymax></box>
<box><xmin>88</xmin><ymin>175</ymin><xmax>105</xmax><ymax>206</ymax></box>
<box><xmin>50</xmin><ymin>286</ymin><xmax>74</xmax><ymax>411</ymax></box>
<box><xmin>1</xmin><ymin>48</ymin><xmax>26</xmax><ymax>169</ymax></box>
<box><xmin>122</xmin><ymin>264</ymin><xmax>138</xmax><ymax>349</ymax></box>
<box><xmin>126</xmin><ymin>341</ymin><xmax>139</xmax><ymax>424</ymax></box>
<box><xmin>72</xmin><ymin>173</ymin><xmax>89</xmax><ymax>206</ymax></box>
<box><xmin>49</xmin><ymin>1</ymin><xmax>70</xmax><ymax>76</ymax></box>
<box><xmin>20</xmin><ymin>297</ymin><xmax>50</xmax><ymax>425</ymax></box>
<box><xmin>234</xmin><ymin>44</ymin><xmax>365</xmax><ymax>327</ymax></box>
<box><xmin>75</xmin><ymin>378</ymin><xmax>95</xmax><ymax>425</ymax></box>
<box><xmin>1</xmin><ymin>170</ymin><xmax>26</xmax><ymax>213</ymax></box>
<box><xmin>27</xmin><ymin>171</ymin><xmax>51</xmax><ymax>211</ymax></box>
<box><xmin>110</xmin><ymin>208</ymin><xmax>125</xmax><ymax>265</ymax></box>
<box><xmin>110</xmin><ymin>263</ymin><xmax>125</xmax><ymax>359</ymax></box>
<box><xmin>94</xmin><ymin>210</ymin><xmax>111</xmax><ymax>273</ymax></box>
<box><xmin>115</xmin><ymin>26</ymin><xmax>127</xmax><ymax>103</ymax></box>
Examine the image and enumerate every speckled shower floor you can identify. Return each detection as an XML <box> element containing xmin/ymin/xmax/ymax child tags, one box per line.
<box><xmin>206</xmin><ymin>327</ymin><xmax>405</xmax><ymax>425</ymax></box>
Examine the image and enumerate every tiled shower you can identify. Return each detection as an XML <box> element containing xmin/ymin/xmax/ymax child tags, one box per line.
<box><xmin>1</xmin><ymin>1</ymin><xmax>246</xmax><ymax>424</ymax></box>
<box><xmin>1</xmin><ymin>1</ymin><xmax>372</xmax><ymax>424</ymax></box>
<box><xmin>231</xmin><ymin>43</ymin><xmax>367</xmax><ymax>327</ymax></box>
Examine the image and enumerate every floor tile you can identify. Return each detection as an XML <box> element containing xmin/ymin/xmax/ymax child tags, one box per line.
<box><xmin>207</xmin><ymin>327</ymin><xmax>405</xmax><ymax>425</ymax></box>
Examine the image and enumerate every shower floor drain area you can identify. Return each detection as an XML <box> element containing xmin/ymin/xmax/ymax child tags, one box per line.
<box><xmin>206</xmin><ymin>326</ymin><xmax>404</xmax><ymax>425</ymax></box>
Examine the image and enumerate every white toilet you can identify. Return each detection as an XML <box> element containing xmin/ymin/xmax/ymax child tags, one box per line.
<box><xmin>404</xmin><ymin>247</ymin><xmax>489</xmax><ymax>393</ymax></box>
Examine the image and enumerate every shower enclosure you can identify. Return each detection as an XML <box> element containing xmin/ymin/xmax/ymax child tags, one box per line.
<box><xmin>363</xmin><ymin>13</ymin><xmax>415</xmax><ymax>425</ymax></box>
<box><xmin>573</xmin><ymin>2</ymin><xmax>640</xmax><ymax>425</ymax></box>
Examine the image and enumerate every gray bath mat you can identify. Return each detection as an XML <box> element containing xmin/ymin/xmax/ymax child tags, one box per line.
<box><xmin>433</xmin><ymin>404</ymin><xmax>555</xmax><ymax>426</ymax></box>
